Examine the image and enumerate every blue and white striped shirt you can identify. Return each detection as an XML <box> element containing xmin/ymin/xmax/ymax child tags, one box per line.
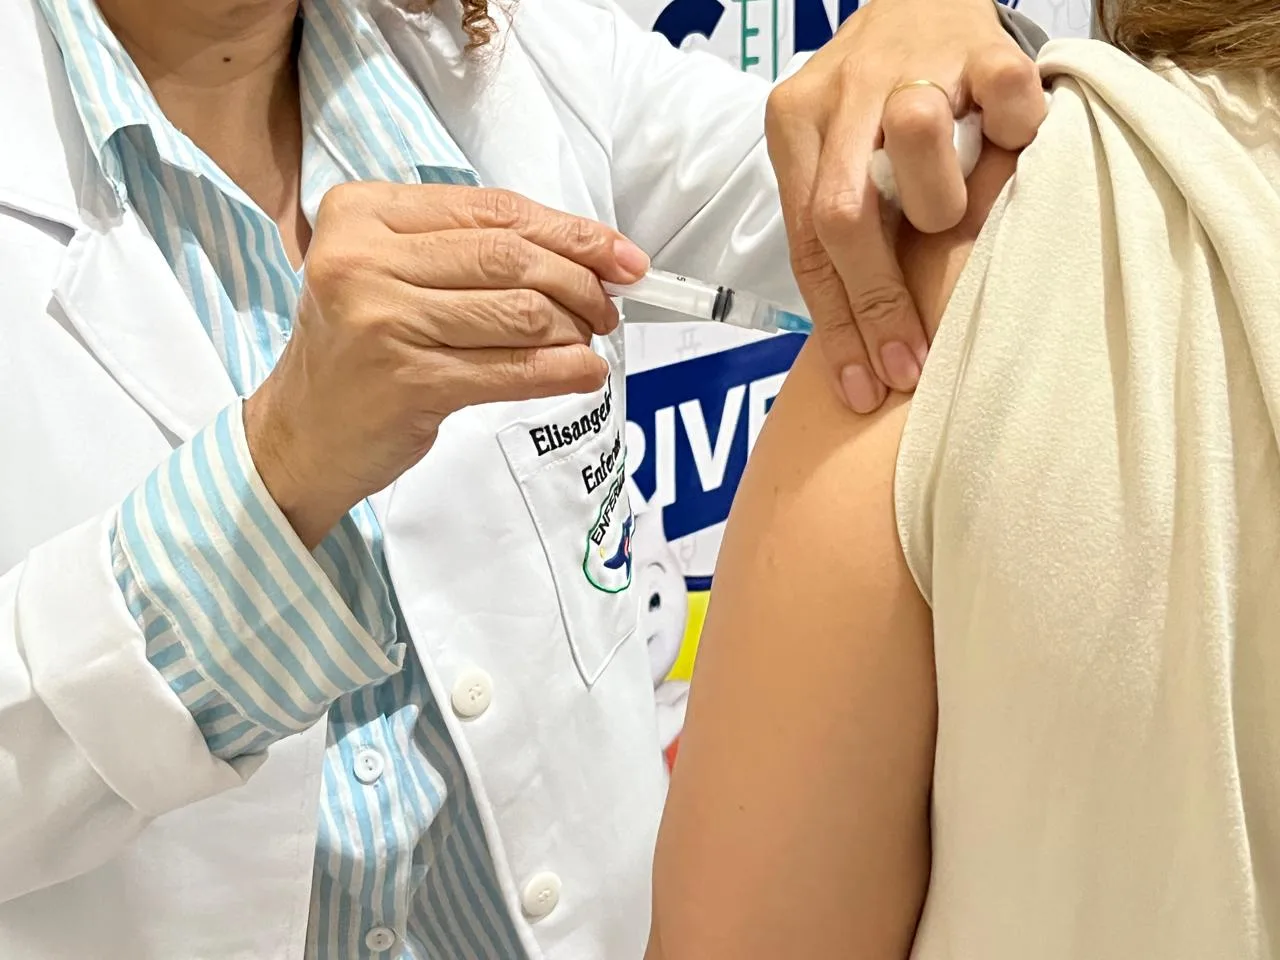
<box><xmin>38</xmin><ymin>1</ymin><xmax>528</xmax><ymax>956</ymax></box>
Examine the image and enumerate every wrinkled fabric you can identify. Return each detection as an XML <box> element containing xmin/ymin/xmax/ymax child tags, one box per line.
<box><xmin>897</xmin><ymin>39</ymin><xmax>1280</xmax><ymax>960</ymax></box>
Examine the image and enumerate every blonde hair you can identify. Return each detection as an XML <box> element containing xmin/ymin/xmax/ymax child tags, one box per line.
<box><xmin>1099</xmin><ymin>0</ymin><xmax>1280</xmax><ymax>72</ymax></box>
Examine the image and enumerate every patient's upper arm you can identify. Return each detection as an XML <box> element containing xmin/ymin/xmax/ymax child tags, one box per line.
<box><xmin>647</xmin><ymin>342</ymin><xmax>935</xmax><ymax>959</ymax></box>
<box><xmin>647</xmin><ymin>143</ymin><xmax>1018</xmax><ymax>960</ymax></box>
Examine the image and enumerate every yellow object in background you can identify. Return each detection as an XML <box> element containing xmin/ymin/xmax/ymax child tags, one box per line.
<box><xmin>667</xmin><ymin>589</ymin><xmax>709</xmax><ymax>683</ymax></box>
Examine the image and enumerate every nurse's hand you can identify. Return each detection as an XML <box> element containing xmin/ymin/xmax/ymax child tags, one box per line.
<box><xmin>766</xmin><ymin>0</ymin><xmax>1045</xmax><ymax>413</ymax></box>
<box><xmin>244</xmin><ymin>183</ymin><xmax>649</xmax><ymax>548</ymax></box>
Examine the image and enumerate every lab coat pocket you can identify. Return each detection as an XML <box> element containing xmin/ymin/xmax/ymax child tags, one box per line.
<box><xmin>498</xmin><ymin>376</ymin><xmax>637</xmax><ymax>688</ymax></box>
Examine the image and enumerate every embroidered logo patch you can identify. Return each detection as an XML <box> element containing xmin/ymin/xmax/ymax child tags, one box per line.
<box><xmin>584</xmin><ymin>470</ymin><xmax>634</xmax><ymax>594</ymax></box>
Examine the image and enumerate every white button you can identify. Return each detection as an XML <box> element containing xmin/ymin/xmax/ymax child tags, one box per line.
<box><xmin>364</xmin><ymin>926</ymin><xmax>396</xmax><ymax>952</ymax></box>
<box><xmin>451</xmin><ymin>668</ymin><xmax>494</xmax><ymax>720</ymax></box>
<box><xmin>521</xmin><ymin>871</ymin><xmax>562</xmax><ymax>920</ymax></box>
<box><xmin>353</xmin><ymin>748</ymin><xmax>385</xmax><ymax>786</ymax></box>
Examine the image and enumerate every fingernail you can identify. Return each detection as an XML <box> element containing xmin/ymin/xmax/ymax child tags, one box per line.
<box><xmin>880</xmin><ymin>341</ymin><xmax>922</xmax><ymax>391</ymax></box>
<box><xmin>613</xmin><ymin>238</ymin><xmax>650</xmax><ymax>282</ymax></box>
<box><xmin>841</xmin><ymin>364</ymin><xmax>885</xmax><ymax>414</ymax></box>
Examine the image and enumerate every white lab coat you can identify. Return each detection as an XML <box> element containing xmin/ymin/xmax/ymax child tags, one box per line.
<box><xmin>0</xmin><ymin>0</ymin><xmax>801</xmax><ymax>956</ymax></box>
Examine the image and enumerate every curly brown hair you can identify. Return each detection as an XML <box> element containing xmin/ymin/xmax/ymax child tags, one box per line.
<box><xmin>400</xmin><ymin>0</ymin><xmax>498</xmax><ymax>49</ymax></box>
<box><xmin>1098</xmin><ymin>0</ymin><xmax>1280</xmax><ymax>72</ymax></box>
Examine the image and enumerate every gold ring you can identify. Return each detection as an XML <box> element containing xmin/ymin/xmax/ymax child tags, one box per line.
<box><xmin>887</xmin><ymin>79</ymin><xmax>951</xmax><ymax>103</ymax></box>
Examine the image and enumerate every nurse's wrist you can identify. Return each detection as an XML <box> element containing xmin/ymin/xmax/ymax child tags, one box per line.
<box><xmin>243</xmin><ymin>390</ymin><xmax>350</xmax><ymax>550</ymax></box>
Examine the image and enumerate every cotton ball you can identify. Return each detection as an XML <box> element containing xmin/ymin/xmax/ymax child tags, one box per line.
<box><xmin>870</xmin><ymin>112</ymin><xmax>985</xmax><ymax>206</ymax></box>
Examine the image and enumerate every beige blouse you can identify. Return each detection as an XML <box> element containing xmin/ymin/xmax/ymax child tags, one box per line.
<box><xmin>896</xmin><ymin>39</ymin><xmax>1280</xmax><ymax>959</ymax></box>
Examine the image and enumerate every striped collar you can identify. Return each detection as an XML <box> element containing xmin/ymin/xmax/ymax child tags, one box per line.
<box><xmin>36</xmin><ymin>0</ymin><xmax>477</xmax><ymax>202</ymax></box>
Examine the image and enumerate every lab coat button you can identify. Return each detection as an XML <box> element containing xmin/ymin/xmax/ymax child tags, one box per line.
<box><xmin>364</xmin><ymin>926</ymin><xmax>397</xmax><ymax>952</ymax></box>
<box><xmin>353</xmin><ymin>748</ymin><xmax>385</xmax><ymax>785</ymax></box>
<box><xmin>521</xmin><ymin>871</ymin><xmax>562</xmax><ymax>920</ymax></box>
<box><xmin>451</xmin><ymin>668</ymin><xmax>494</xmax><ymax>719</ymax></box>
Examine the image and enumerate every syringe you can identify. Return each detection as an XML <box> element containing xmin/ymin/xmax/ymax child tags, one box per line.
<box><xmin>604</xmin><ymin>114</ymin><xmax>987</xmax><ymax>335</ymax></box>
<box><xmin>603</xmin><ymin>269</ymin><xmax>813</xmax><ymax>335</ymax></box>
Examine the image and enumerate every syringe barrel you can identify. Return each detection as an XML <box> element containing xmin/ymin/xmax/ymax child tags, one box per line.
<box><xmin>605</xmin><ymin>268</ymin><xmax>814</xmax><ymax>335</ymax></box>
<box><xmin>603</xmin><ymin>270</ymin><xmax>719</xmax><ymax>320</ymax></box>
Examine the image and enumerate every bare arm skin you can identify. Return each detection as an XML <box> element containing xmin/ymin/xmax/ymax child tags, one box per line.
<box><xmin>646</xmin><ymin>142</ymin><xmax>1019</xmax><ymax>960</ymax></box>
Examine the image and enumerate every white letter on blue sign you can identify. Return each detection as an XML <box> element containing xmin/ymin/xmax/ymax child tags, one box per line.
<box><xmin>679</xmin><ymin>384</ymin><xmax>746</xmax><ymax>494</ymax></box>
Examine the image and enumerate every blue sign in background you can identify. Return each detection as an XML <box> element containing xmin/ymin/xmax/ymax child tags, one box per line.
<box><xmin>653</xmin><ymin>0</ymin><xmax>1021</xmax><ymax>60</ymax></box>
<box><xmin>625</xmin><ymin>333</ymin><xmax>806</xmax><ymax>544</ymax></box>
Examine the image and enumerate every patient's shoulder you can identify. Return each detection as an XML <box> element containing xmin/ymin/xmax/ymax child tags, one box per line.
<box><xmin>895</xmin><ymin>142</ymin><xmax>1019</xmax><ymax>343</ymax></box>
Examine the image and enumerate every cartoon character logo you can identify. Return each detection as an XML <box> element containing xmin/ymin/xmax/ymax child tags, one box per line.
<box><xmin>583</xmin><ymin>472</ymin><xmax>634</xmax><ymax>594</ymax></box>
<box><xmin>631</xmin><ymin>508</ymin><xmax>691</xmax><ymax>773</ymax></box>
